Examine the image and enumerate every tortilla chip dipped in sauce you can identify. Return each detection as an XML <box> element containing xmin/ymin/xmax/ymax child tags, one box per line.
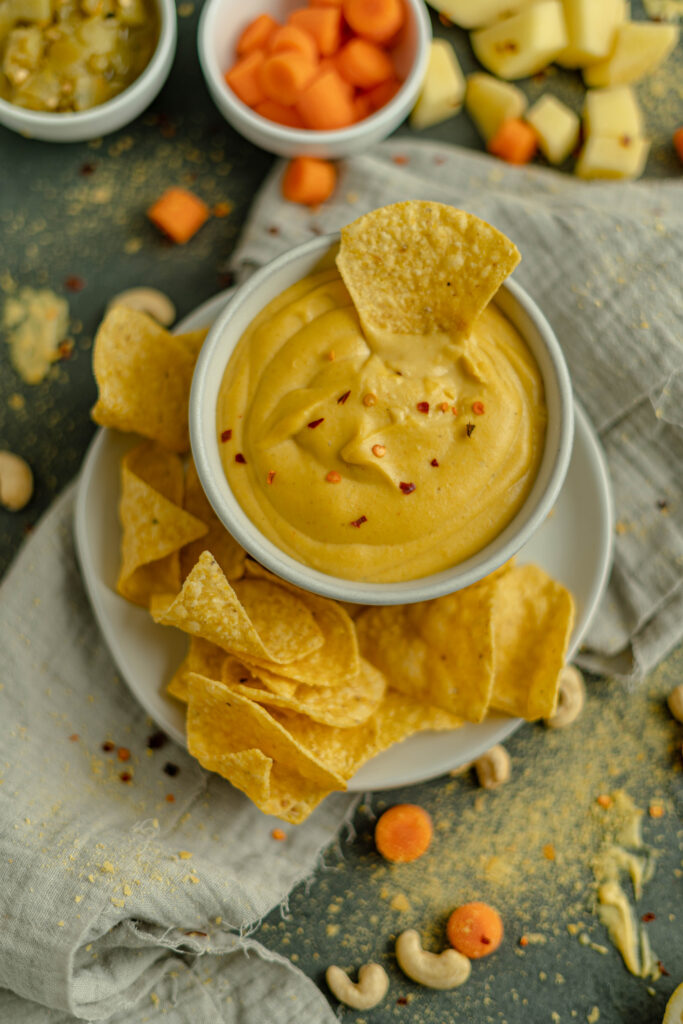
<box><xmin>217</xmin><ymin>201</ymin><xmax>547</xmax><ymax>582</ymax></box>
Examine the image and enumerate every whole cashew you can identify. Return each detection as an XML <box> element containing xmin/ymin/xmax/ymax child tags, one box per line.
<box><xmin>667</xmin><ymin>684</ymin><xmax>683</xmax><ymax>724</ymax></box>
<box><xmin>325</xmin><ymin>963</ymin><xmax>389</xmax><ymax>1009</ymax></box>
<box><xmin>544</xmin><ymin>665</ymin><xmax>585</xmax><ymax>729</ymax></box>
<box><xmin>395</xmin><ymin>929</ymin><xmax>471</xmax><ymax>990</ymax></box>
<box><xmin>106</xmin><ymin>288</ymin><xmax>176</xmax><ymax>326</ymax></box>
<box><xmin>0</xmin><ymin>451</ymin><xmax>33</xmax><ymax>511</ymax></box>
<box><xmin>474</xmin><ymin>744</ymin><xmax>510</xmax><ymax>789</ymax></box>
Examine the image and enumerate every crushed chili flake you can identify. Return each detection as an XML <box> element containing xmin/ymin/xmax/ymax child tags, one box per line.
<box><xmin>451</xmin><ymin>406</ymin><xmax>459</xmax><ymax>416</ymax></box>
<box><xmin>337</xmin><ymin>390</ymin><xmax>351</xmax><ymax>405</ymax></box>
<box><xmin>465</xmin><ymin>422</ymin><xmax>475</xmax><ymax>437</ymax></box>
<box><xmin>80</xmin><ymin>162</ymin><xmax>96</xmax><ymax>175</ymax></box>
<box><xmin>481</xmin><ymin>936</ymin><xmax>491</xmax><ymax>945</ymax></box>
<box><xmin>439</xmin><ymin>402</ymin><xmax>449</xmax><ymax>412</ymax></box>
<box><xmin>417</xmin><ymin>401</ymin><xmax>429</xmax><ymax>414</ymax></box>
<box><xmin>596</xmin><ymin>794</ymin><xmax>612</xmax><ymax>809</ymax></box>
<box><xmin>641</xmin><ymin>912</ymin><xmax>656</xmax><ymax>923</ymax></box>
<box><xmin>212</xmin><ymin>201</ymin><xmax>232</xmax><ymax>218</ymax></box>
<box><xmin>658</xmin><ymin>961</ymin><xmax>670</xmax><ymax>977</ymax></box>
<box><xmin>472</xmin><ymin>401</ymin><xmax>485</xmax><ymax>415</ymax></box>
<box><xmin>235</xmin><ymin>453</ymin><xmax>247</xmax><ymax>464</ymax></box>
<box><xmin>649</xmin><ymin>802</ymin><xmax>665</xmax><ymax>818</ymax></box>
<box><xmin>372</xmin><ymin>444</ymin><xmax>386</xmax><ymax>458</ymax></box>
<box><xmin>307</xmin><ymin>418</ymin><xmax>324</xmax><ymax>429</ymax></box>
<box><xmin>399</xmin><ymin>482</ymin><xmax>416</xmax><ymax>495</ymax></box>
<box><xmin>397</xmin><ymin>997</ymin><xmax>408</xmax><ymax>1005</ymax></box>
<box><xmin>271</xmin><ymin>828</ymin><xmax>286</xmax><ymax>841</ymax></box>
<box><xmin>165</xmin><ymin>793</ymin><xmax>175</xmax><ymax>803</ymax></box>
<box><xmin>220</xmin><ymin>429</ymin><xmax>232</xmax><ymax>442</ymax></box>
<box><xmin>163</xmin><ymin>762</ymin><xmax>179</xmax><ymax>777</ymax></box>
<box><xmin>392</xmin><ymin>154</ymin><xmax>409</xmax><ymax>165</ymax></box>
<box><xmin>328</xmin><ymin>350</ymin><xmax>335</xmax><ymax>361</ymax></box>
<box><xmin>362</xmin><ymin>393</ymin><xmax>377</xmax><ymax>407</ymax></box>
<box><xmin>543</xmin><ymin>843</ymin><xmax>556</xmax><ymax>861</ymax></box>
<box><xmin>434</xmin><ymin>155</ymin><xmax>446</xmax><ymax>165</ymax></box>
<box><xmin>430</xmin><ymin>458</ymin><xmax>439</xmax><ymax>467</ymax></box>
<box><xmin>438</xmin><ymin>12</ymin><xmax>452</xmax><ymax>25</ymax></box>
<box><xmin>519</xmin><ymin>936</ymin><xmax>529</xmax><ymax>947</ymax></box>
<box><xmin>58</xmin><ymin>339</ymin><xmax>74</xmax><ymax>360</ymax></box>
<box><xmin>117</xmin><ymin>747</ymin><xmax>131</xmax><ymax>762</ymax></box>
<box><xmin>267</xmin><ymin>225</ymin><xmax>280</xmax><ymax>235</ymax></box>
<box><xmin>326</xmin><ymin>470</ymin><xmax>341</xmax><ymax>484</ymax></box>
<box><xmin>266</xmin><ymin>470</ymin><xmax>276</xmax><ymax>485</ymax></box>
<box><xmin>102</xmin><ymin>741</ymin><xmax>115</xmax><ymax>752</ymax></box>
<box><xmin>65</xmin><ymin>275</ymin><xmax>85</xmax><ymax>292</ymax></box>
<box><xmin>147</xmin><ymin>730</ymin><xmax>167</xmax><ymax>749</ymax></box>
<box><xmin>119</xmin><ymin>771</ymin><xmax>132</xmax><ymax>783</ymax></box>
<box><xmin>350</xmin><ymin>515</ymin><xmax>367</xmax><ymax>528</ymax></box>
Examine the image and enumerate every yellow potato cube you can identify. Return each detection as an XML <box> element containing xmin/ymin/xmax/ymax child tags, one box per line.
<box><xmin>471</xmin><ymin>1</ymin><xmax>568</xmax><ymax>81</ymax></box>
<box><xmin>465</xmin><ymin>72</ymin><xmax>527</xmax><ymax>142</ymax></box>
<box><xmin>583</xmin><ymin>86</ymin><xmax>643</xmax><ymax>139</ymax></box>
<box><xmin>411</xmin><ymin>39</ymin><xmax>465</xmax><ymax>130</ymax></box>
<box><xmin>556</xmin><ymin>0</ymin><xmax>627</xmax><ymax>69</ymax></box>
<box><xmin>583</xmin><ymin>21</ymin><xmax>679</xmax><ymax>87</ymax></box>
<box><xmin>427</xmin><ymin>0</ymin><xmax>535</xmax><ymax>30</ymax></box>
<box><xmin>525</xmin><ymin>94</ymin><xmax>580</xmax><ymax>164</ymax></box>
<box><xmin>575</xmin><ymin>135</ymin><xmax>650</xmax><ymax>179</ymax></box>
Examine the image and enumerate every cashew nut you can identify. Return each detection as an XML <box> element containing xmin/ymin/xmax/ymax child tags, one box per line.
<box><xmin>0</xmin><ymin>451</ymin><xmax>33</xmax><ymax>511</ymax></box>
<box><xmin>544</xmin><ymin>665</ymin><xmax>585</xmax><ymax>729</ymax></box>
<box><xmin>395</xmin><ymin>929</ymin><xmax>471</xmax><ymax>990</ymax></box>
<box><xmin>667</xmin><ymin>684</ymin><xmax>683</xmax><ymax>724</ymax></box>
<box><xmin>106</xmin><ymin>288</ymin><xmax>176</xmax><ymax>326</ymax></box>
<box><xmin>325</xmin><ymin>963</ymin><xmax>389</xmax><ymax>1009</ymax></box>
<box><xmin>474</xmin><ymin>744</ymin><xmax>510</xmax><ymax>789</ymax></box>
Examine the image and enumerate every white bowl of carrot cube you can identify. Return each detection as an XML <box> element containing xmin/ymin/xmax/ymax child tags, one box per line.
<box><xmin>197</xmin><ymin>0</ymin><xmax>431</xmax><ymax>159</ymax></box>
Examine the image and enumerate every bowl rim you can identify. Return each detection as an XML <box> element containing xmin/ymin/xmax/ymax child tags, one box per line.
<box><xmin>196</xmin><ymin>0</ymin><xmax>431</xmax><ymax>144</ymax></box>
<box><xmin>190</xmin><ymin>232</ymin><xmax>575</xmax><ymax>605</ymax></box>
<box><xmin>0</xmin><ymin>0</ymin><xmax>177</xmax><ymax>131</ymax></box>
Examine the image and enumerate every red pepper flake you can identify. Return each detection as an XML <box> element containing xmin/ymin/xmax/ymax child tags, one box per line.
<box><xmin>326</xmin><ymin>470</ymin><xmax>341</xmax><ymax>484</ymax></box>
<box><xmin>220</xmin><ymin>429</ymin><xmax>232</xmax><ymax>442</ymax></box>
<box><xmin>117</xmin><ymin>747</ymin><xmax>131</xmax><ymax>762</ymax></box>
<box><xmin>65</xmin><ymin>275</ymin><xmax>85</xmax><ymax>292</ymax></box>
<box><xmin>328</xmin><ymin>350</ymin><xmax>336</xmax><ymax>361</ymax></box>
<box><xmin>392</xmin><ymin>154</ymin><xmax>409</xmax><ymax>165</ymax></box>
<box><xmin>350</xmin><ymin>515</ymin><xmax>367</xmax><ymax>528</ymax></box>
<box><xmin>658</xmin><ymin>961</ymin><xmax>670</xmax><ymax>977</ymax></box>
<box><xmin>212</xmin><ymin>201</ymin><xmax>232</xmax><ymax>218</ymax></box>
<box><xmin>163</xmin><ymin>762</ymin><xmax>179</xmax><ymax>777</ymax></box>
<box><xmin>165</xmin><ymin>793</ymin><xmax>175</xmax><ymax>803</ymax></box>
<box><xmin>307</xmin><ymin>418</ymin><xmax>324</xmax><ymax>429</ymax></box>
<box><xmin>235</xmin><ymin>453</ymin><xmax>247</xmax><ymax>464</ymax></box>
<box><xmin>434</xmin><ymin>155</ymin><xmax>446</xmax><ymax>166</ymax></box>
<box><xmin>266</xmin><ymin>470</ymin><xmax>276</xmax><ymax>485</ymax></box>
<box><xmin>641</xmin><ymin>912</ymin><xmax>656</xmax><ymax>923</ymax></box>
<box><xmin>451</xmin><ymin>406</ymin><xmax>459</xmax><ymax>416</ymax></box>
<box><xmin>58</xmin><ymin>340</ymin><xmax>74</xmax><ymax>361</ymax></box>
<box><xmin>271</xmin><ymin>828</ymin><xmax>287</xmax><ymax>841</ymax></box>
<box><xmin>465</xmin><ymin>422</ymin><xmax>475</xmax><ymax>437</ymax></box>
<box><xmin>439</xmin><ymin>402</ymin><xmax>449</xmax><ymax>412</ymax></box>
<box><xmin>69</xmin><ymin>733</ymin><xmax>79</xmax><ymax>742</ymax></box>
<box><xmin>399</xmin><ymin>482</ymin><xmax>416</xmax><ymax>494</ymax></box>
<box><xmin>472</xmin><ymin>401</ymin><xmax>485</xmax><ymax>415</ymax></box>
<box><xmin>147</xmin><ymin>730</ymin><xmax>167</xmax><ymax>749</ymax></box>
<box><xmin>519</xmin><ymin>936</ymin><xmax>529</xmax><ymax>947</ymax></box>
<box><xmin>438</xmin><ymin>12</ymin><xmax>453</xmax><ymax>25</ymax></box>
<box><xmin>119</xmin><ymin>771</ymin><xmax>132</xmax><ymax>783</ymax></box>
<box><xmin>397</xmin><ymin>996</ymin><xmax>408</xmax><ymax>1005</ymax></box>
<box><xmin>417</xmin><ymin>401</ymin><xmax>429</xmax><ymax>414</ymax></box>
<box><xmin>80</xmin><ymin>162</ymin><xmax>96</xmax><ymax>175</ymax></box>
<box><xmin>102</xmin><ymin>741</ymin><xmax>115</xmax><ymax>753</ymax></box>
<box><xmin>337</xmin><ymin>390</ymin><xmax>351</xmax><ymax>405</ymax></box>
<box><xmin>481</xmin><ymin>936</ymin><xmax>491</xmax><ymax>945</ymax></box>
<box><xmin>430</xmin><ymin>458</ymin><xmax>439</xmax><ymax>467</ymax></box>
<box><xmin>267</xmin><ymin>225</ymin><xmax>280</xmax><ymax>235</ymax></box>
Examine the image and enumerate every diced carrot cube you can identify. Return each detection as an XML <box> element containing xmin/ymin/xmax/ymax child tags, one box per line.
<box><xmin>352</xmin><ymin>92</ymin><xmax>373</xmax><ymax>122</ymax></box>
<box><xmin>288</xmin><ymin>6</ymin><xmax>343</xmax><ymax>56</ymax></box>
<box><xmin>342</xmin><ymin>0</ymin><xmax>404</xmax><ymax>44</ymax></box>
<box><xmin>269</xmin><ymin>24</ymin><xmax>318</xmax><ymax>62</ymax></box>
<box><xmin>296</xmin><ymin>67</ymin><xmax>355</xmax><ymax>129</ymax></box>
<box><xmin>336</xmin><ymin>37</ymin><xmax>394</xmax><ymax>89</ymax></box>
<box><xmin>147</xmin><ymin>187</ymin><xmax>210</xmax><ymax>244</ymax></box>
<box><xmin>259</xmin><ymin>52</ymin><xmax>318</xmax><ymax>105</ymax></box>
<box><xmin>225</xmin><ymin>50</ymin><xmax>267</xmax><ymax>108</ymax></box>
<box><xmin>236</xmin><ymin>14</ymin><xmax>278</xmax><ymax>56</ymax></box>
<box><xmin>282</xmin><ymin>156</ymin><xmax>337</xmax><ymax>205</ymax></box>
<box><xmin>255</xmin><ymin>99</ymin><xmax>305</xmax><ymax>128</ymax></box>
<box><xmin>366</xmin><ymin>75</ymin><xmax>400</xmax><ymax>110</ymax></box>
<box><xmin>487</xmin><ymin>118</ymin><xmax>538</xmax><ymax>165</ymax></box>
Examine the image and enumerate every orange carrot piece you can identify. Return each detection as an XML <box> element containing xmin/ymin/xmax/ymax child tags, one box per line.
<box><xmin>259</xmin><ymin>52</ymin><xmax>318</xmax><ymax>105</ymax></box>
<box><xmin>365</xmin><ymin>75</ymin><xmax>400</xmax><ymax>110</ymax></box>
<box><xmin>282</xmin><ymin>156</ymin><xmax>337</xmax><ymax>205</ymax></box>
<box><xmin>343</xmin><ymin>0</ymin><xmax>404</xmax><ymax>44</ymax></box>
<box><xmin>447</xmin><ymin>902</ymin><xmax>504</xmax><ymax>959</ymax></box>
<box><xmin>236</xmin><ymin>13</ymin><xmax>278</xmax><ymax>56</ymax></box>
<box><xmin>352</xmin><ymin>91</ymin><xmax>373</xmax><ymax>122</ymax></box>
<box><xmin>269</xmin><ymin>24</ymin><xmax>319</xmax><ymax>62</ymax></box>
<box><xmin>336</xmin><ymin>37</ymin><xmax>394</xmax><ymax>88</ymax></box>
<box><xmin>289</xmin><ymin>7</ymin><xmax>343</xmax><ymax>56</ymax></box>
<box><xmin>296</xmin><ymin>67</ymin><xmax>355</xmax><ymax>129</ymax></box>
<box><xmin>147</xmin><ymin>187</ymin><xmax>210</xmax><ymax>244</ymax></box>
<box><xmin>374</xmin><ymin>804</ymin><xmax>433</xmax><ymax>863</ymax></box>
<box><xmin>225</xmin><ymin>50</ymin><xmax>267</xmax><ymax>108</ymax></box>
<box><xmin>487</xmin><ymin>118</ymin><xmax>538</xmax><ymax>165</ymax></box>
<box><xmin>674</xmin><ymin>126</ymin><xmax>683</xmax><ymax>163</ymax></box>
<box><xmin>255</xmin><ymin>99</ymin><xmax>305</xmax><ymax>128</ymax></box>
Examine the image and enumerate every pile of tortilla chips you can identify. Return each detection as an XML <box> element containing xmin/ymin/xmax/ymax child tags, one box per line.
<box><xmin>90</xmin><ymin>202</ymin><xmax>575</xmax><ymax>824</ymax></box>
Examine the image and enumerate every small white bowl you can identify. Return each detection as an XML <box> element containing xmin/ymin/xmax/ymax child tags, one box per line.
<box><xmin>190</xmin><ymin>234</ymin><xmax>575</xmax><ymax>606</ymax></box>
<box><xmin>0</xmin><ymin>0</ymin><xmax>177</xmax><ymax>143</ymax></box>
<box><xmin>197</xmin><ymin>0</ymin><xmax>431</xmax><ymax>159</ymax></box>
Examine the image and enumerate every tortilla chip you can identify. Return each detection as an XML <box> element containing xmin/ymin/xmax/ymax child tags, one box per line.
<box><xmin>223</xmin><ymin>656</ymin><xmax>386</xmax><ymax>728</ymax></box>
<box><xmin>356</xmin><ymin>582</ymin><xmax>496</xmax><ymax>723</ymax></box>
<box><xmin>117</xmin><ymin>445</ymin><xmax>208</xmax><ymax>607</ymax></box>
<box><xmin>91</xmin><ymin>307</ymin><xmax>198</xmax><ymax>452</ymax></box>
<box><xmin>336</xmin><ymin>201</ymin><xmax>520</xmax><ymax>340</ymax></box>
<box><xmin>181</xmin><ymin>459</ymin><xmax>246</xmax><ymax>582</ymax></box>
<box><xmin>176</xmin><ymin>327</ymin><xmax>208</xmax><ymax>361</ymax></box>
<box><xmin>150</xmin><ymin>551</ymin><xmax>323</xmax><ymax>664</ymax></box>
<box><xmin>167</xmin><ymin>637</ymin><xmax>228</xmax><ymax>703</ymax></box>
<box><xmin>490</xmin><ymin>564</ymin><xmax>575</xmax><ymax>721</ymax></box>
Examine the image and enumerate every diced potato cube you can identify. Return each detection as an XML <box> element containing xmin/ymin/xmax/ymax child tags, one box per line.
<box><xmin>6</xmin><ymin>0</ymin><xmax>53</xmax><ymax>20</ymax></box>
<box><xmin>116</xmin><ymin>0</ymin><xmax>147</xmax><ymax>26</ymax></box>
<box><xmin>3</xmin><ymin>26</ymin><xmax>43</xmax><ymax>85</ymax></box>
<box><xmin>583</xmin><ymin>21</ymin><xmax>679</xmax><ymax>87</ymax></box>
<box><xmin>575</xmin><ymin>134</ymin><xmax>650</xmax><ymax>179</ymax></box>
<box><xmin>471</xmin><ymin>1</ymin><xmax>568</xmax><ymax>80</ymax></box>
<box><xmin>78</xmin><ymin>16</ymin><xmax>119</xmax><ymax>55</ymax></box>
<box><xmin>427</xmin><ymin>0</ymin><xmax>535</xmax><ymax>30</ymax></box>
<box><xmin>556</xmin><ymin>0</ymin><xmax>626</xmax><ymax>69</ymax></box>
<box><xmin>12</xmin><ymin>67</ymin><xmax>61</xmax><ymax>109</ymax></box>
<box><xmin>525</xmin><ymin>94</ymin><xmax>579</xmax><ymax>164</ymax></box>
<box><xmin>411</xmin><ymin>39</ymin><xmax>465</xmax><ymax>129</ymax></box>
<box><xmin>583</xmin><ymin>86</ymin><xmax>643</xmax><ymax>139</ymax></box>
<box><xmin>465</xmin><ymin>72</ymin><xmax>527</xmax><ymax>141</ymax></box>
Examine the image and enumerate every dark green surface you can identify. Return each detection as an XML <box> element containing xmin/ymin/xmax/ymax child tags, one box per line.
<box><xmin>1</xmin><ymin>3</ymin><xmax>682</xmax><ymax>1021</ymax></box>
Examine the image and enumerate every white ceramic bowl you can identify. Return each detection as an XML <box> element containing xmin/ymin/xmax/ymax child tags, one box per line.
<box><xmin>0</xmin><ymin>0</ymin><xmax>177</xmax><ymax>143</ymax></box>
<box><xmin>191</xmin><ymin>234</ymin><xmax>575</xmax><ymax>605</ymax></box>
<box><xmin>197</xmin><ymin>0</ymin><xmax>431</xmax><ymax>159</ymax></box>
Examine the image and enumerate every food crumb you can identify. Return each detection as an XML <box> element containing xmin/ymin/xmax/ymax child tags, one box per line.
<box><xmin>110</xmin><ymin>897</ymin><xmax>125</xmax><ymax>908</ymax></box>
<box><xmin>648</xmin><ymin>802</ymin><xmax>665</xmax><ymax>818</ymax></box>
<box><xmin>587</xmin><ymin>1008</ymin><xmax>600</xmax><ymax>1023</ymax></box>
<box><xmin>178</xmin><ymin>851</ymin><xmax>193</xmax><ymax>860</ymax></box>
<box><xmin>101</xmin><ymin>861</ymin><xmax>115</xmax><ymax>874</ymax></box>
<box><xmin>390</xmin><ymin>893</ymin><xmax>411</xmax><ymax>912</ymax></box>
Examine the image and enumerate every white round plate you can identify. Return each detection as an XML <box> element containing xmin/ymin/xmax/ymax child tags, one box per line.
<box><xmin>74</xmin><ymin>291</ymin><xmax>614</xmax><ymax>791</ymax></box>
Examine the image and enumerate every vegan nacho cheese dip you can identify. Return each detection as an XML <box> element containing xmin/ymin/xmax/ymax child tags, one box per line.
<box><xmin>216</xmin><ymin>203</ymin><xmax>547</xmax><ymax>583</ymax></box>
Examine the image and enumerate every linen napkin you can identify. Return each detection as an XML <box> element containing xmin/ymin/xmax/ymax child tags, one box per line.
<box><xmin>230</xmin><ymin>140</ymin><xmax>683</xmax><ymax>683</ymax></box>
